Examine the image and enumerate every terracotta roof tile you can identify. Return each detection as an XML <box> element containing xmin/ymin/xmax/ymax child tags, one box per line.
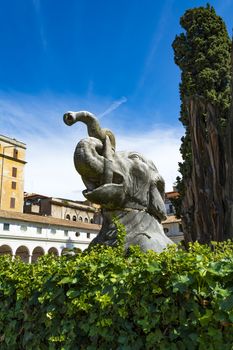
<box><xmin>0</xmin><ymin>210</ymin><xmax>101</xmax><ymax>231</ymax></box>
<box><xmin>162</xmin><ymin>215</ymin><xmax>181</xmax><ymax>224</ymax></box>
<box><xmin>165</xmin><ymin>191</ymin><xmax>179</xmax><ymax>199</ymax></box>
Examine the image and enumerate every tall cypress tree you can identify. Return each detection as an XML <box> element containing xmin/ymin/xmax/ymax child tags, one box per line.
<box><xmin>172</xmin><ymin>5</ymin><xmax>232</xmax><ymax>243</ymax></box>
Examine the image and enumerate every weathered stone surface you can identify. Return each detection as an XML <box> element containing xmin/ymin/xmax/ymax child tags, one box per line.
<box><xmin>64</xmin><ymin>111</ymin><xmax>173</xmax><ymax>252</ymax></box>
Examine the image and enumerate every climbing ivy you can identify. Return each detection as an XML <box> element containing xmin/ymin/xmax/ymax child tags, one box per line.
<box><xmin>0</xmin><ymin>237</ymin><xmax>233</xmax><ymax>349</ymax></box>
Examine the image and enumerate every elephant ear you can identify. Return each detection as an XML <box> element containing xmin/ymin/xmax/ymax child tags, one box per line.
<box><xmin>148</xmin><ymin>176</ymin><xmax>166</xmax><ymax>222</ymax></box>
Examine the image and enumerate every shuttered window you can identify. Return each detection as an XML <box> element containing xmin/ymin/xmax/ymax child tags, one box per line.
<box><xmin>10</xmin><ymin>197</ymin><xmax>15</xmax><ymax>208</ymax></box>
<box><xmin>12</xmin><ymin>167</ymin><xmax>17</xmax><ymax>177</ymax></box>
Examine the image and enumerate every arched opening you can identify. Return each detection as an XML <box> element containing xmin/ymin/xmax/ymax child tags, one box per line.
<box><xmin>15</xmin><ymin>246</ymin><xmax>30</xmax><ymax>263</ymax></box>
<box><xmin>73</xmin><ymin>247</ymin><xmax>82</xmax><ymax>254</ymax></box>
<box><xmin>72</xmin><ymin>215</ymin><xmax>77</xmax><ymax>221</ymax></box>
<box><xmin>90</xmin><ymin>218</ymin><xmax>94</xmax><ymax>224</ymax></box>
<box><xmin>84</xmin><ymin>218</ymin><xmax>88</xmax><ymax>223</ymax></box>
<box><xmin>61</xmin><ymin>247</ymin><xmax>69</xmax><ymax>255</ymax></box>
<box><xmin>48</xmin><ymin>247</ymin><xmax>59</xmax><ymax>256</ymax></box>
<box><xmin>79</xmin><ymin>216</ymin><xmax>83</xmax><ymax>222</ymax></box>
<box><xmin>61</xmin><ymin>247</ymin><xmax>75</xmax><ymax>256</ymax></box>
<box><xmin>31</xmin><ymin>246</ymin><xmax>44</xmax><ymax>263</ymax></box>
<box><xmin>164</xmin><ymin>227</ymin><xmax>169</xmax><ymax>234</ymax></box>
<box><xmin>66</xmin><ymin>214</ymin><xmax>70</xmax><ymax>220</ymax></box>
<box><xmin>0</xmin><ymin>245</ymin><xmax>12</xmax><ymax>257</ymax></box>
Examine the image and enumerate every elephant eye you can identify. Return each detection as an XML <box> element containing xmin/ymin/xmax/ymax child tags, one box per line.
<box><xmin>129</xmin><ymin>154</ymin><xmax>140</xmax><ymax>160</ymax></box>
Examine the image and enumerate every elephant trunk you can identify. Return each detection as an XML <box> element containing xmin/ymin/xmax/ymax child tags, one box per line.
<box><xmin>74</xmin><ymin>138</ymin><xmax>105</xmax><ymax>191</ymax></box>
<box><xmin>103</xmin><ymin>135</ymin><xmax>114</xmax><ymax>184</ymax></box>
<box><xmin>75</xmin><ymin>137</ymin><xmax>115</xmax><ymax>190</ymax></box>
<box><xmin>64</xmin><ymin>110</ymin><xmax>116</xmax><ymax>187</ymax></box>
<box><xmin>63</xmin><ymin>110</ymin><xmax>116</xmax><ymax>150</ymax></box>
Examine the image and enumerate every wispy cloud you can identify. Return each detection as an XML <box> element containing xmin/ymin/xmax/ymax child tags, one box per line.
<box><xmin>32</xmin><ymin>0</ymin><xmax>47</xmax><ymax>51</ymax></box>
<box><xmin>98</xmin><ymin>96</ymin><xmax>127</xmax><ymax>119</ymax></box>
<box><xmin>136</xmin><ymin>0</ymin><xmax>174</xmax><ymax>92</ymax></box>
<box><xmin>0</xmin><ymin>92</ymin><xmax>182</xmax><ymax>199</ymax></box>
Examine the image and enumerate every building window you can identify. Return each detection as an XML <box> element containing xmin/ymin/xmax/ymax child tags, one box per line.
<box><xmin>10</xmin><ymin>197</ymin><xmax>15</xmax><ymax>209</ymax></box>
<box><xmin>66</xmin><ymin>214</ymin><xmax>70</xmax><ymax>220</ymax></box>
<box><xmin>12</xmin><ymin>167</ymin><xmax>17</xmax><ymax>178</ymax></box>
<box><xmin>37</xmin><ymin>227</ymin><xmax>42</xmax><ymax>234</ymax></box>
<box><xmin>164</xmin><ymin>228</ymin><xmax>169</xmax><ymax>234</ymax></box>
<box><xmin>13</xmin><ymin>149</ymin><xmax>18</xmax><ymax>159</ymax></box>
<box><xmin>3</xmin><ymin>223</ymin><xmax>10</xmax><ymax>231</ymax></box>
<box><xmin>11</xmin><ymin>181</ymin><xmax>16</xmax><ymax>190</ymax></box>
<box><xmin>72</xmin><ymin>215</ymin><xmax>77</xmax><ymax>221</ymax></box>
<box><xmin>51</xmin><ymin>228</ymin><xmax>56</xmax><ymax>234</ymax></box>
<box><xmin>79</xmin><ymin>216</ymin><xmax>83</xmax><ymax>222</ymax></box>
<box><xmin>75</xmin><ymin>232</ymin><xmax>80</xmax><ymax>237</ymax></box>
<box><xmin>169</xmin><ymin>204</ymin><xmax>174</xmax><ymax>214</ymax></box>
<box><xmin>90</xmin><ymin>218</ymin><xmax>94</xmax><ymax>224</ymax></box>
<box><xmin>179</xmin><ymin>224</ymin><xmax>183</xmax><ymax>232</ymax></box>
<box><xmin>84</xmin><ymin>218</ymin><xmax>88</xmax><ymax>223</ymax></box>
<box><xmin>87</xmin><ymin>232</ymin><xmax>90</xmax><ymax>239</ymax></box>
<box><xmin>20</xmin><ymin>225</ymin><xmax>27</xmax><ymax>231</ymax></box>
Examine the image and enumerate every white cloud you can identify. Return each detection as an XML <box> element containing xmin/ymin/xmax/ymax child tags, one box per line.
<box><xmin>24</xmin><ymin>134</ymin><xmax>85</xmax><ymax>200</ymax></box>
<box><xmin>24</xmin><ymin>125</ymin><xmax>182</xmax><ymax>200</ymax></box>
<box><xmin>0</xmin><ymin>92</ymin><xmax>182</xmax><ymax>200</ymax></box>
<box><xmin>117</xmin><ymin>127</ymin><xmax>182</xmax><ymax>192</ymax></box>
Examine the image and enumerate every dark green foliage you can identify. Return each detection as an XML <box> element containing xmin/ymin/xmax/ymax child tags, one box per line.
<box><xmin>172</xmin><ymin>5</ymin><xmax>231</xmax><ymax>238</ymax></box>
<box><xmin>0</xmin><ymin>238</ymin><xmax>233</xmax><ymax>348</ymax></box>
<box><xmin>173</xmin><ymin>4</ymin><xmax>231</xmax><ymax>123</ymax></box>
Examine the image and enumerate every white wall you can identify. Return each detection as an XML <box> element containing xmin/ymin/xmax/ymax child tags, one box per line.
<box><xmin>0</xmin><ymin>218</ymin><xmax>98</xmax><ymax>262</ymax></box>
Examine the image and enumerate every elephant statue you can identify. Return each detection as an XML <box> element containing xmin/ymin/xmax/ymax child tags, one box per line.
<box><xmin>64</xmin><ymin>110</ymin><xmax>173</xmax><ymax>253</ymax></box>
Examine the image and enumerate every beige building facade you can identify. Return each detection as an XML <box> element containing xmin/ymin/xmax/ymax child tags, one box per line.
<box><xmin>24</xmin><ymin>193</ymin><xmax>101</xmax><ymax>224</ymax></box>
<box><xmin>0</xmin><ymin>135</ymin><xmax>26</xmax><ymax>212</ymax></box>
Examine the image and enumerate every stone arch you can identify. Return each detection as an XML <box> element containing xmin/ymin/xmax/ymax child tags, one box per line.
<box><xmin>66</xmin><ymin>214</ymin><xmax>71</xmax><ymax>220</ymax></box>
<box><xmin>72</xmin><ymin>215</ymin><xmax>77</xmax><ymax>221</ymax></box>
<box><xmin>15</xmin><ymin>245</ymin><xmax>30</xmax><ymax>263</ymax></box>
<box><xmin>31</xmin><ymin>246</ymin><xmax>45</xmax><ymax>263</ymax></box>
<box><xmin>84</xmin><ymin>217</ymin><xmax>88</xmax><ymax>223</ymax></box>
<box><xmin>48</xmin><ymin>247</ymin><xmax>59</xmax><ymax>256</ymax></box>
<box><xmin>79</xmin><ymin>216</ymin><xmax>83</xmax><ymax>222</ymax></box>
<box><xmin>0</xmin><ymin>244</ymin><xmax>13</xmax><ymax>257</ymax></box>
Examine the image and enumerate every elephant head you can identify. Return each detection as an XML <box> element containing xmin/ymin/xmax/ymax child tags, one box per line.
<box><xmin>63</xmin><ymin>111</ymin><xmax>166</xmax><ymax>223</ymax></box>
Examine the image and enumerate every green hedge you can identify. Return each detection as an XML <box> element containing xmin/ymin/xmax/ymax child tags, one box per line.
<box><xmin>0</xmin><ymin>226</ymin><xmax>233</xmax><ymax>349</ymax></box>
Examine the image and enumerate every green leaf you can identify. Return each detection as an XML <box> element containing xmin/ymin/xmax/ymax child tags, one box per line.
<box><xmin>199</xmin><ymin>309</ymin><xmax>213</xmax><ymax>326</ymax></box>
<box><xmin>58</xmin><ymin>277</ymin><xmax>74</xmax><ymax>284</ymax></box>
<box><xmin>146</xmin><ymin>262</ymin><xmax>161</xmax><ymax>273</ymax></box>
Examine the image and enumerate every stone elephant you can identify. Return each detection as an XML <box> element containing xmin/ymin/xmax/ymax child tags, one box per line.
<box><xmin>64</xmin><ymin>111</ymin><xmax>173</xmax><ymax>253</ymax></box>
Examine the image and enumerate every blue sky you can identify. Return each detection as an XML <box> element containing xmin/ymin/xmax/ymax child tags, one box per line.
<box><xmin>1</xmin><ymin>0</ymin><xmax>233</xmax><ymax>198</ymax></box>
